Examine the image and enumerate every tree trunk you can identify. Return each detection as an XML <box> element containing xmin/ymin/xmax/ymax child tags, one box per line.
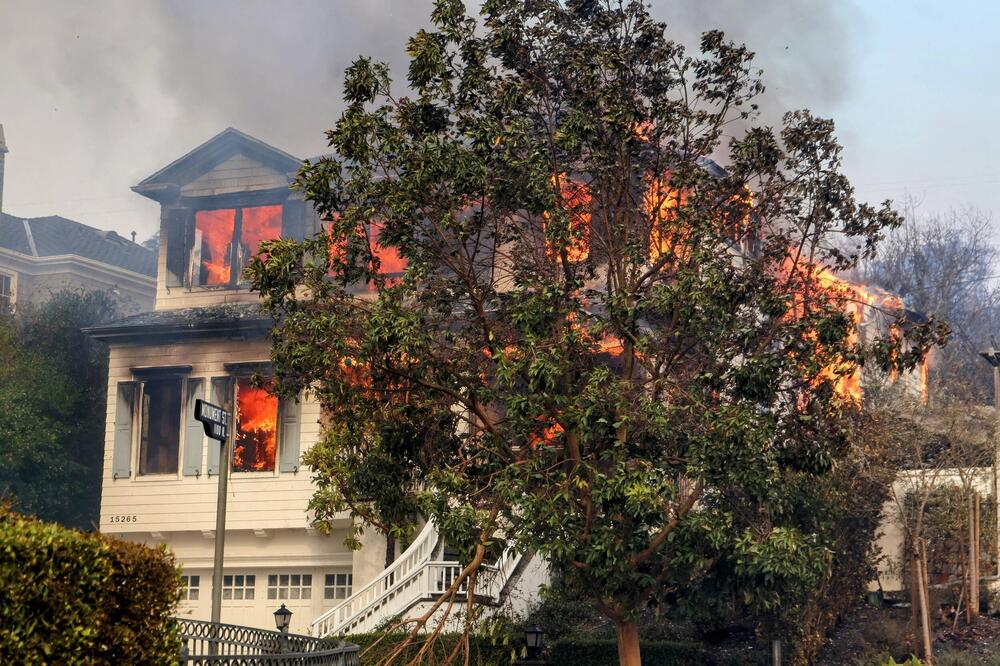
<box><xmin>917</xmin><ymin>540</ymin><xmax>934</xmax><ymax>664</ymax></box>
<box><xmin>614</xmin><ymin>620</ymin><xmax>642</xmax><ymax>666</ymax></box>
<box><xmin>384</xmin><ymin>533</ymin><xmax>396</xmax><ymax>569</ymax></box>
<box><xmin>975</xmin><ymin>492</ymin><xmax>982</xmax><ymax>617</ymax></box>
<box><xmin>959</xmin><ymin>540</ymin><xmax>970</xmax><ymax>625</ymax></box>
<box><xmin>910</xmin><ymin>547</ymin><xmax>921</xmax><ymax>647</ymax></box>
<box><xmin>969</xmin><ymin>492</ymin><xmax>978</xmax><ymax>619</ymax></box>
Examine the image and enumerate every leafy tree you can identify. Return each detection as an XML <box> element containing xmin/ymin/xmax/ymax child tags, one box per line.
<box><xmin>0</xmin><ymin>290</ymin><xmax>118</xmax><ymax>528</ymax></box>
<box><xmin>249</xmin><ymin>2</ymin><xmax>944</xmax><ymax>663</ymax></box>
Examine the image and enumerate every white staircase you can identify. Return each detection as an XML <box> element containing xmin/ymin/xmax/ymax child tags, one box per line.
<box><xmin>311</xmin><ymin>520</ymin><xmax>522</xmax><ymax>638</ymax></box>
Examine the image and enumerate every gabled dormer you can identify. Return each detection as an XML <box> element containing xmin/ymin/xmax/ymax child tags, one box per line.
<box><xmin>134</xmin><ymin>128</ymin><xmax>314</xmax><ymax>310</ymax></box>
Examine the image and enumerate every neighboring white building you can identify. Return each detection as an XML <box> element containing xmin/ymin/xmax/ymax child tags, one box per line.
<box><xmin>90</xmin><ymin>128</ymin><xmax>538</xmax><ymax>635</ymax></box>
<box><xmin>0</xmin><ymin>124</ymin><xmax>156</xmax><ymax>313</ymax></box>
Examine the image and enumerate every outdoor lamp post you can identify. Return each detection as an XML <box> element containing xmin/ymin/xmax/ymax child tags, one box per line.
<box><xmin>515</xmin><ymin>625</ymin><xmax>547</xmax><ymax>665</ymax></box>
<box><xmin>273</xmin><ymin>604</ymin><xmax>292</xmax><ymax>634</ymax></box>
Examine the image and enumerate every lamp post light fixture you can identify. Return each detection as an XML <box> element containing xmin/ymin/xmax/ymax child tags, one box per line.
<box><xmin>515</xmin><ymin>625</ymin><xmax>547</xmax><ymax>665</ymax></box>
<box><xmin>273</xmin><ymin>603</ymin><xmax>293</xmax><ymax>634</ymax></box>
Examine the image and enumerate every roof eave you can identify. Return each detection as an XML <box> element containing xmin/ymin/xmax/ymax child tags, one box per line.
<box><xmin>85</xmin><ymin>317</ymin><xmax>271</xmax><ymax>345</ymax></box>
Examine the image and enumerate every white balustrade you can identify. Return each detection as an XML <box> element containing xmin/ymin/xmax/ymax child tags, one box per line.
<box><xmin>311</xmin><ymin>522</ymin><xmax>524</xmax><ymax>637</ymax></box>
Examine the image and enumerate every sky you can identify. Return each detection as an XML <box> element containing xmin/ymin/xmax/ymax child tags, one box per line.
<box><xmin>0</xmin><ymin>0</ymin><xmax>998</xmax><ymax>242</ymax></box>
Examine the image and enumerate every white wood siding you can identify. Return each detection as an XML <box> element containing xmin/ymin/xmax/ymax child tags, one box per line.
<box><xmin>180</xmin><ymin>154</ymin><xmax>289</xmax><ymax>198</ymax></box>
<box><xmin>99</xmin><ymin>339</ymin><xmax>331</xmax><ymax>534</ymax></box>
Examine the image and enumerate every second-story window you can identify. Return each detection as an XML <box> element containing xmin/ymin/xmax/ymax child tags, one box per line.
<box><xmin>233</xmin><ymin>376</ymin><xmax>279</xmax><ymax>472</ymax></box>
<box><xmin>191</xmin><ymin>204</ymin><xmax>283</xmax><ymax>288</ymax></box>
<box><xmin>139</xmin><ymin>377</ymin><xmax>182</xmax><ymax>475</ymax></box>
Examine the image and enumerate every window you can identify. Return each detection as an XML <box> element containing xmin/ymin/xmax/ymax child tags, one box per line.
<box><xmin>180</xmin><ymin>575</ymin><xmax>200</xmax><ymax>601</ymax></box>
<box><xmin>222</xmin><ymin>574</ymin><xmax>255</xmax><ymax>601</ymax></box>
<box><xmin>190</xmin><ymin>205</ymin><xmax>283</xmax><ymax>287</ymax></box>
<box><xmin>139</xmin><ymin>378</ymin><xmax>182</xmax><ymax>475</ymax></box>
<box><xmin>0</xmin><ymin>273</ymin><xmax>12</xmax><ymax>311</ymax></box>
<box><xmin>267</xmin><ymin>573</ymin><xmax>312</xmax><ymax>600</ymax></box>
<box><xmin>234</xmin><ymin>376</ymin><xmax>278</xmax><ymax>472</ymax></box>
<box><xmin>326</xmin><ymin>220</ymin><xmax>408</xmax><ymax>291</ymax></box>
<box><xmin>324</xmin><ymin>573</ymin><xmax>353</xmax><ymax>600</ymax></box>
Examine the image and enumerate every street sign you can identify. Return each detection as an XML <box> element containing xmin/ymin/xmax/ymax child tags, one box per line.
<box><xmin>195</xmin><ymin>398</ymin><xmax>230</xmax><ymax>442</ymax></box>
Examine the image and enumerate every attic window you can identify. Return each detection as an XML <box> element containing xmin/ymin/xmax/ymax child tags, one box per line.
<box><xmin>191</xmin><ymin>204</ymin><xmax>283</xmax><ymax>287</ymax></box>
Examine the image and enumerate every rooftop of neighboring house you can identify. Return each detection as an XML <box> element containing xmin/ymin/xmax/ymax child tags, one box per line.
<box><xmin>0</xmin><ymin>212</ymin><xmax>156</xmax><ymax>277</ymax></box>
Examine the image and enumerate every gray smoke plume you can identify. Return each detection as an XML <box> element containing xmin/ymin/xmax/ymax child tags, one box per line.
<box><xmin>0</xmin><ymin>0</ymin><xmax>861</xmax><ymax>238</ymax></box>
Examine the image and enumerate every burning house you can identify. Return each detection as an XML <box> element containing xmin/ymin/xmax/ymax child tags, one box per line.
<box><xmin>88</xmin><ymin>128</ymin><xmax>543</xmax><ymax>634</ymax></box>
<box><xmin>88</xmin><ymin>126</ymin><xmax>927</xmax><ymax>634</ymax></box>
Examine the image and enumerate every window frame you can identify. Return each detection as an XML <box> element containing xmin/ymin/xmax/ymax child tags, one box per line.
<box><xmin>231</xmin><ymin>375</ymin><xmax>281</xmax><ymax>475</ymax></box>
<box><xmin>180</xmin><ymin>574</ymin><xmax>201</xmax><ymax>602</ymax></box>
<box><xmin>221</xmin><ymin>363</ymin><xmax>300</xmax><ymax>477</ymax></box>
<box><xmin>132</xmin><ymin>367</ymin><xmax>193</xmax><ymax>479</ymax></box>
<box><xmin>323</xmin><ymin>572</ymin><xmax>354</xmax><ymax>601</ymax></box>
<box><xmin>171</xmin><ymin>192</ymin><xmax>307</xmax><ymax>292</ymax></box>
<box><xmin>267</xmin><ymin>573</ymin><xmax>313</xmax><ymax>601</ymax></box>
<box><xmin>190</xmin><ymin>203</ymin><xmax>283</xmax><ymax>289</ymax></box>
<box><xmin>221</xmin><ymin>574</ymin><xmax>256</xmax><ymax>601</ymax></box>
<box><xmin>0</xmin><ymin>271</ymin><xmax>15</xmax><ymax>311</ymax></box>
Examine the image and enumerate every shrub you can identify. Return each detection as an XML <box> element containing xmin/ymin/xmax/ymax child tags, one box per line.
<box><xmin>349</xmin><ymin>632</ymin><xmax>514</xmax><ymax>665</ymax></box>
<box><xmin>548</xmin><ymin>638</ymin><xmax>707</xmax><ymax>666</ymax></box>
<box><xmin>0</xmin><ymin>507</ymin><xmax>180</xmax><ymax>664</ymax></box>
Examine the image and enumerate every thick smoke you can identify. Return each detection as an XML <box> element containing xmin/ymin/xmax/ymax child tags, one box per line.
<box><xmin>0</xmin><ymin>0</ymin><xmax>860</xmax><ymax>238</ymax></box>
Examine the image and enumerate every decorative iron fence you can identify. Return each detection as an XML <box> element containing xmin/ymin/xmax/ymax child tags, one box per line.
<box><xmin>176</xmin><ymin>618</ymin><xmax>360</xmax><ymax>666</ymax></box>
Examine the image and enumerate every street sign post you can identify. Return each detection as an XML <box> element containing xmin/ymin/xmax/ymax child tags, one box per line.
<box><xmin>195</xmin><ymin>398</ymin><xmax>229</xmax><ymax>442</ymax></box>
<box><xmin>196</xmin><ymin>398</ymin><xmax>232</xmax><ymax>648</ymax></box>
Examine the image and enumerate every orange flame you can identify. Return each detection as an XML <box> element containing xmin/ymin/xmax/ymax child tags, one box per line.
<box><xmin>325</xmin><ymin>217</ymin><xmax>408</xmax><ymax>289</ymax></box>
<box><xmin>643</xmin><ymin>172</ymin><xmax>688</xmax><ymax>263</ymax></box>
<box><xmin>241</xmin><ymin>205</ymin><xmax>283</xmax><ymax>261</ymax></box>
<box><xmin>195</xmin><ymin>209</ymin><xmax>235</xmax><ymax>285</ymax></box>
<box><xmin>544</xmin><ymin>175</ymin><xmax>591</xmax><ymax>262</ymax></box>
<box><xmin>784</xmin><ymin>258</ymin><xmax>909</xmax><ymax>403</ymax></box>
<box><xmin>234</xmin><ymin>377</ymin><xmax>278</xmax><ymax>472</ymax></box>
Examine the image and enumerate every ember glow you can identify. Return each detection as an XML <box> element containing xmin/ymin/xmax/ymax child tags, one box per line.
<box><xmin>544</xmin><ymin>176</ymin><xmax>591</xmax><ymax>262</ymax></box>
<box><xmin>643</xmin><ymin>172</ymin><xmax>686</xmax><ymax>263</ymax></box>
<box><xmin>240</xmin><ymin>205</ymin><xmax>283</xmax><ymax>265</ymax></box>
<box><xmin>234</xmin><ymin>377</ymin><xmax>278</xmax><ymax>472</ymax></box>
<box><xmin>368</xmin><ymin>222</ymin><xmax>406</xmax><ymax>289</ymax></box>
<box><xmin>195</xmin><ymin>209</ymin><xmax>235</xmax><ymax>285</ymax></box>
<box><xmin>325</xmin><ymin>218</ymin><xmax>408</xmax><ymax>290</ymax></box>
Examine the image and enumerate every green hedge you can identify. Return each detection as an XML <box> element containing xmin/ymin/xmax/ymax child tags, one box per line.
<box><xmin>349</xmin><ymin>632</ymin><xmax>515</xmax><ymax>665</ymax></box>
<box><xmin>549</xmin><ymin>638</ymin><xmax>708</xmax><ymax>666</ymax></box>
<box><xmin>0</xmin><ymin>507</ymin><xmax>180</xmax><ymax>664</ymax></box>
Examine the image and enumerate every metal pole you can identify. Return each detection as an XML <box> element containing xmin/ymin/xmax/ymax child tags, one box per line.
<box><xmin>771</xmin><ymin>638</ymin><xmax>782</xmax><ymax>666</ymax></box>
<box><xmin>210</xmin><ymin>432</ymin><xmax>232</xmax><ymax>650</ymax></box>
<box><xmin>994</xmin><ymin>364</ymin><xmax>999</xmax><ymax>579</ymax></box>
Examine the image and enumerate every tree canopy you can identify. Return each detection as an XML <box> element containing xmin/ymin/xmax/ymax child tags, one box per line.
<box><xmin>0</xmin><ymin>290</ymin><xmax>118</xmax><ymax>529</ymax></box>
<box><xmin>248</xmin><ymin>2</ymin><xmax>944</xmax><ymax>663</ymax></box>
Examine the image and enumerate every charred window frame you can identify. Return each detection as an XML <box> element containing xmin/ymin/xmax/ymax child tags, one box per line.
<box><xmin>132</xmin><ymin>366</ymin><xmax>193</xmax><ymax>477</ymax></box>
<box><xmin>219</xmin><ymin>362</ymin><xmax>302</xmax><ymax>475</ymax></box>
<box><xmin>164</xmin><ymin>194</ymin><xmax>307</xmax><ymax>290</ymax></box>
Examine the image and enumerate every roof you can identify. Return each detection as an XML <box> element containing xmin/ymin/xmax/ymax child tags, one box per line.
<box><xmin>85</xmin><ymin>302</ymin><xmax>271</xmax><ymax>343</ymax></box>
<box><xmin>133</xmin><ymin>127</ymin><xmax>302</xmax><ymax>202</ymax></box>
<box><xmin>0</xmin><ymin>213</ymin><xmax>156</xmax><ymax>277</ymax></box>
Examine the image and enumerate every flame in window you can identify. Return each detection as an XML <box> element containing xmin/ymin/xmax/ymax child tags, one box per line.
<box><xmin>195</xmin><ymin>209</ymin><xmax>235</xmax><ymax>285</ymax></box>
<box><xmin>544</xmin><ymin>176</ymin><xmax>591</xmax><ymax>262</ymax></box>
<box><xmin>240</xmin><ymin>205</ymin><xmax>283</xmax><ymax>266</ymax></box>
<box><xmin>325</xmin><ymin>218</ymin><xmax>408</xmax><ymax>290</ymax></box>
<box><xmin>644</xmin><ymin>172</ymin><xmax>687</xmax><ymax>263</ymax></box>
<box><xmin>234</xmin><ymin>377</ymin><xmax>278</xmax><ymax>472</ymax></box>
